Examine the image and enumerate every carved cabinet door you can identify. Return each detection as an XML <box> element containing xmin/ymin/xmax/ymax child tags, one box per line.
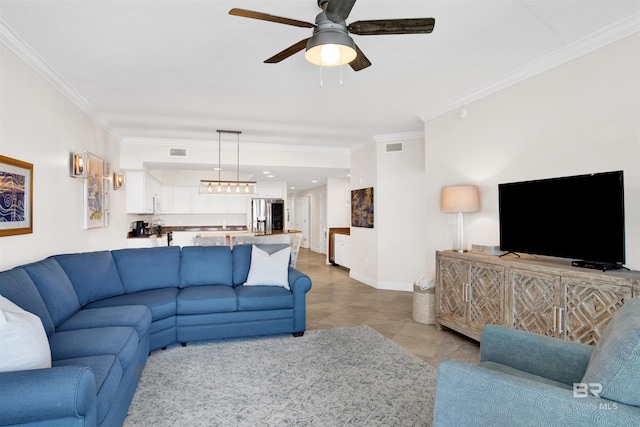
<box><xmin>437</xmin><ymin>256</ymin><xmax>467</xmax><ymax>326</ymax></box>
<box><xmin>467</xmin><ymin>261</ymin><xmax>505</xmax><ymax>333</ymax></box>
<box><xmin>561</xmin><ymin>277</ymin><xmax>632</xmax><ymax>345</ymax></box>
<box><xmin>510</xmin><ymin>268</ymin><xmax>560</xmax><ymax>338</ymax></box>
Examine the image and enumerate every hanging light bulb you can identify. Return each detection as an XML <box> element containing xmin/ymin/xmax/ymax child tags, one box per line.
<box><xmin>217</xmin><ymin>182</ymin><xmax>222</xmax><ymax>193</ymax></box>
<box><xmin>226</xmin><ymin>183</ymin><xmax>231</xmax><ymax>193</ymax></box>
<box><xmin>245</xmin><ymin>183</ymin><xmax>250</xmax><ymax>193</ymax></box>
<box><xmin>207</xmin><ymin>183</ymin><xmax>213</xmax><ymax>193</ymax></box>
<box><xmin>236</xmin><ymin>183</ymin><xmax>240</xmax><ymax>193</ymax></box>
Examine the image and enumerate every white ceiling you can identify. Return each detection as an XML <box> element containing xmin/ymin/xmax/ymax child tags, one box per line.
<box><xmin>1</xmin><ymin>0</ymin><xmax>639</xmax><ymax>190</ymax></box>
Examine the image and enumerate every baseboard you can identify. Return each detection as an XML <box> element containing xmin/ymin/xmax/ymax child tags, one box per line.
<box><xmin>349</xmin><ymin>271</ymin><xmax>412</xmax><ymax>292</ymax></box>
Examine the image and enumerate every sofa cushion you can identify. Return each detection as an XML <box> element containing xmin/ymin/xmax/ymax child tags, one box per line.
<box><xmin>0</xmin><ymin>268</ymin><xmax>55</xmax><ymax>335</ymax></box>
<box><xmin>54</xmin><ymin>355</ymin><xmax>122</xmax><ymax>423</ymax></box>
<box><xmin>49</xmin><ymin>326</ymin><xmax>139</xmax><ymax>371</ymax></box>
<box><xmin>0</xmin><ymin>295</ymin><xmax>51</xmax><ymax>372</ymax></box>
<box><xmin>179</xmin><ymin>246</ymin><xmax>233</xmax><ymax>288</ymax></box>
<box><xmin>244</xmin><ymin>245</ymin><xmax>291</xmax><ymax>290</ymax></box>
<box><xmin>84</xmin><ymin>288</ymin><xmax>178</xmax><ymax>321</ymax></box>
<box><xmin>54</xmin><ymin>251</ymin><xmax>125</xmax><ymax>306</ymax></box>
<box><xmin>24</xmin><ymin>258</ymin><xmax>80</xmax><ymax>326</ymax></box>
<box><xmin>112</xmin><ymin>246</ymin><xmax>181</xmax><ymax>293</ymax></box>
<box><xmin>56</xmin><ymin>305</ymin><xmax>152</xmax><ymax>340</ymax></box>
<box><xmin>235</xmin><ymin>285</ymin><xmax>294</xmax><ymax>311</ymax></box>
<box><xmin>177</xmin><ymin>285</ymin><xmax>237</xmax><ymax>314</ymax></box>
<box><xmin>232</xmin><ymin>244</ymin><xmax>291</xmax><ymax>286</ymax></box>
<box><xmin>581</xmin><ymin>296</ymin><xmax>640</xmax><ymax>406</ymax></box>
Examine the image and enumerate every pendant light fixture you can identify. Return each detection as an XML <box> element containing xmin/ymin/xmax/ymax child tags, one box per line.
<box><xmin>200</xmin><ymin>130</ymin><xmax>257</xmax><ymax>195</ymax></box>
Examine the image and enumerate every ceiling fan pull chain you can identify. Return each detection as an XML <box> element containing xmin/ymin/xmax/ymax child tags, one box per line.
<box><xmin>319</xmin><ymin>66</ymin><xmax>324</xmax><ymax>88</ymax></box>
<box><xmin>340</xmin><ymin>63</ymin><xmax>344</xmax><ymax>85</ymax></box>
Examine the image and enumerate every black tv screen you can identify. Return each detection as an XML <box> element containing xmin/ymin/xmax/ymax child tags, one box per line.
<box><xmin>499</xmin><ymin>171</ymin><xmax>625</xmax><ymax>266</ymax></box>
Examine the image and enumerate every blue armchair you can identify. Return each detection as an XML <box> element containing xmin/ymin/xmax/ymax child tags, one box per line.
<box><xmin>433</xmin><ymin>296</ymin><xmax>640</xmax><ymax>426</ymax></box>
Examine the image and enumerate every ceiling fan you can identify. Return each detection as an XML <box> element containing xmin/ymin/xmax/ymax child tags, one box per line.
<box><xmin>229</xmin><ymin>0</ymin><xmax>435</xmax><ymax>71</ymax></box>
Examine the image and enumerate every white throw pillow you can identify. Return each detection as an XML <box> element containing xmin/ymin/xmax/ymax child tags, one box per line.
<box><xmin>0</xmin><ymin>295</ymin><xmax>51</xmax><ymax>372</ymax></box>
<box><xmin>244</xmin><ymin>245</ymin><xmax>291</xmax><ymax>290</ymax></box>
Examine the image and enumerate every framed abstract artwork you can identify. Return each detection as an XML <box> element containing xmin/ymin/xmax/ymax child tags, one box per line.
<box><xmin>0</xmin><ymin>155</ymin><xmax>33</xmax><ymax>237</ymax></box>
<box><xmin>83</xmin><ymin>152</ymin><xmax>104</xmax><ymax>229</ymax></box>
<box><xmin>351</xmin><ymin>187</ymin><xmax>374</xmax><ymax>228</ymax></box>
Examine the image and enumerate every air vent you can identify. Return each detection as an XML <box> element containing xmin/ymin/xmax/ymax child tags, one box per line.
<box><xmin>170</xmin><ymin>148</ymin><xmax>187</xmax><ymax>157</ymax></box>
<box><xmin>385</xmin><ymin>142</ymin><xmax>403</xmax><ymax>153</ymax></box>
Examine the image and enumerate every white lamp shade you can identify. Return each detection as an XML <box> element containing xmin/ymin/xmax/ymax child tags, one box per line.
<box><xmin>441</xmin><ymin>185</ymin><xmax>480</xmax><ymax>213</ymax></box>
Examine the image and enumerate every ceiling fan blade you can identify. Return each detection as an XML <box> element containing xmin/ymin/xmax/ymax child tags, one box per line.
<box><xmin>325</xmin><ymin>0</ymin><xmax>358</xmax><ymax>22</ymax></box>
<box><xmin>349</xmin><ymin>44</ymin><xmax>371</xmax><ymax>72</ymax></box>
<box><xmin>264</xmin><ymin>38</ymin><xmax>311</xmax><ymax>63</ymax></box>
<box><xmin>229</xmin><ymin>8</ymin><xmax>315</xmax><ymax>28</ymax></box>
<box><xmin>349</xmin><ymin>18</ymin><xmax>435</xmax><ymax>35</ymax></box>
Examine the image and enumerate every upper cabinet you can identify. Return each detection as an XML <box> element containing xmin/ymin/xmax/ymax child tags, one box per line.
<box><xmin>168</xmin><ymin>185</ymin><xmax>248</xmax><ymax>214</ymax></box>
<box><xmin>126</xmin><ymin>175</ymin><xmax>250</xmax><ymax>215</ymax></box>
<box><xmin>126</xmin><ymin>172</ymin><xmax>162</xmax><ymax>214</ymax></box>
<box><xmin>256</xmin><ymin>183</ymin><xmax>284</xmax><ymax>199</ymax></box>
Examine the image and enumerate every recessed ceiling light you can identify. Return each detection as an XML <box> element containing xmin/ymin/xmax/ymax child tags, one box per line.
<box><xmin>290</xmin><ymin>186</ymin><xmax>296</xmax><ymax>190</ymax></box>
<box><xmin>263</xmin><ymin>171</ymin><xmax>270</xmax><ymax>174</ymax></box>
<box><xmin>311</xmin><ymin>180</ymin><xmax>317</xmax><ymax>183</ymax></box>
<box><xmin>268</xmin><ymin>175</ymin><xmax>274</xmax><ymax>178</ymax></box>
<box><xmin>214</xmin><ymin>167</ymin><xmax>222</xmax><ymax>171</ymax></box>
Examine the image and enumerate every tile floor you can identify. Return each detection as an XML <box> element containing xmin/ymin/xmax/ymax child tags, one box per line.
<box><xmin>296</xmin><ymin>248</ymin><xmax>480</xmax><ymax>368</ymax></box>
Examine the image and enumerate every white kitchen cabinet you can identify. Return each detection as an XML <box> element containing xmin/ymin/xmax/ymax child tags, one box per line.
<box><xmin>127</xmin><ymin>235</ymin><xmax>167</xmax><ymax>248</ymax></box>
<box><xmin>172</xmin><ymin>186</ymin><xmax>192</xmax><ymax>213</ymax></box>
<box><xmin>333</xmin><ymin>233</ymin><xmax>351</xmax><ymax>269</ymax></box>
<box><xmin>256</xmin><ymin>184</ymin><xmax>283</xmax><ymax>199</ymax></box>
<box><xmin>160</xmin><ymin>186</ymin><xmax>174</xmax><ymax>214</ymax></box>
<box><xmin>166</xmin><ymin>185</ymin><xmax>247</xmax><ymax>214</ymax></box>
<box><xmin>126</xmin><ymin>172</ymin><xmax>161</xmax><ymax>214</ymax></box>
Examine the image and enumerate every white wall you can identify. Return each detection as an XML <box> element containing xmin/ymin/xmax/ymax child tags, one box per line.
<box><xmin>350</xmin><ymin>143</ymin><xmax>378</xmax><ymax>285</ymax></box>
<box><xmin>0</xmin><ymin>45</ymin><xmax>128</xmax><ymax>270</ymax></box>
<box><xmin>424</xmin><ymin>33</ymin><xmax>640</xmax><ymax>273</ymax></box>
<box><xmin>376</xmin><ymin>138</ymin><xmax>427</xmax><ymax>289</ymax></box>
<box><xmin>326</xmin><ymin>177</ymin><xmax>350</xmax><ymax>230</ymax></box>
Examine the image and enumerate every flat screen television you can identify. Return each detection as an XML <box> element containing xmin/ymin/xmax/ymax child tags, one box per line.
<box><xmin>498</xmin><ymin>171</ymin><xmax>625</xmax><ymax>269</ymax></box>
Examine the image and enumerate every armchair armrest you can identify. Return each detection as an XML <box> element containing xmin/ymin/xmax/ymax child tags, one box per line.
<box><xmin>288</xmin><ymin>267</ymin><xmax>312</xmax><ymax>294</ymax></box>
<box><xmin>434</xmin><ymin>359</ymin><xmax>640</xmax><ymax>427</ymax></box>
<box><xmin>0</xmin><ymin>366</ymin><xmax>96</xmax><ymax>426</ymax></box>
<box><xmin>480</xmin><ymin>324</ymin><xmax>593</xmax><ymax>385</ymax></box>
<box><xmin>288</xmin><ymin>267</ymin><xmax>312</xmax><ymax>333</ymax></box>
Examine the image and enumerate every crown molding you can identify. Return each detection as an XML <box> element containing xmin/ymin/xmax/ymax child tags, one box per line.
<box><xmin>419</xmin><ymin>13</ymin><xmax>640</xmax><ymax>122</ymax></box>
<box><xmin>120</xmin><ymin>137</ymin><xmax>350</xmax><ymax>154</ymax></box>
<box><xmin>0</xmin><ymin>19</ymin><xmax>121</xmax><ymax>141</ymax></box>
<box><xmin>373</xmin><ymin>131</ymin><xmax>424</xmax><ymax>143</ymax></box>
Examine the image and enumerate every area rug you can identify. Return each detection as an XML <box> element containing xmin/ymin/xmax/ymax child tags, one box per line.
<box><xmin>124</xmin><ymin>326</ymin><xmax>436</xmax><ymax>426</ymax></box>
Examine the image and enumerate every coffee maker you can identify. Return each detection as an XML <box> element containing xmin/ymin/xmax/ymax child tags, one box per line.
<box><xmin>131</xmin><ymin>220</ymin><xmax>149</xmax><ymax>236</ymax></box>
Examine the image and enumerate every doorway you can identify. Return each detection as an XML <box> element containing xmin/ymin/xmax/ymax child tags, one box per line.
<box><xmin>295</xmin><ymin>196</ymin><xmax>310</xmax><ymax>249</ymax></box>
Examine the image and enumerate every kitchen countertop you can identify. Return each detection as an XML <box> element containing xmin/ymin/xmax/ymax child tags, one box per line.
<box><xmin>127</xmin><ymin>227</ymin><xmax>301</xmax><ymax>238</ymax></box>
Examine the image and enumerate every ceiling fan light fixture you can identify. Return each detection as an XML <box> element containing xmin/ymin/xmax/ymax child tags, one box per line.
<box><xmin>305</xmin><ymin>29</ymin><xmax>356</xmax><ymax>66</ymax></box>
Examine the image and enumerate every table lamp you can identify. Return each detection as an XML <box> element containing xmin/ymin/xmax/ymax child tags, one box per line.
<box><xmin>441</xmin><ymin>185</ymin><xmax>480</xmax><ymax>252</ymax></box>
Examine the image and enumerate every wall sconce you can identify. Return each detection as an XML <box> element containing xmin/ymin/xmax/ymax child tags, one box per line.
<box><xmin>441</xmin><ymin>185</ymin><xmax>480</xmax><ymax>252</ymax></box>
<box><xmin>71</xmin><ymin>151</ymin><xmax>88</xmax><ymax>178</ymax></box>
<box><xmin>113</xmin><ymin>172</ymin><xmax>125</xmax><ymax>190</ymax></box>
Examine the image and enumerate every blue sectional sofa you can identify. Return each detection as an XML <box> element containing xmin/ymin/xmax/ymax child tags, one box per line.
<box><xmin>0</xmin><ymin>244</ymin><xmax>312</xmax><ymax>427</ymax></box>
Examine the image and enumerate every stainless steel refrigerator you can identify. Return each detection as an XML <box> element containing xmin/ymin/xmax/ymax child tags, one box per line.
<box><xmin>251</xmin><ymin>198</ymin><xmax>284</xmax><ymax>233</ymax></box>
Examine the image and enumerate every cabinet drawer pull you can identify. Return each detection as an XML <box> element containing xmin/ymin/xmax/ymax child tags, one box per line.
<box><xmin>557</xmin><ymin>307</ymin><xmax>564</xmax><ymax>334</ymax></box>
<box><xmin>553</xmin><ymin>305</ymin><xmax>557</xmax><ymax>332</ymax></box>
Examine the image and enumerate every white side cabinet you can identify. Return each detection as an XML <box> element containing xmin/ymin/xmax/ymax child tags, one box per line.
<box><xmin>126</xmin><ymin>172</ymin><xmax>161</xmax><ymax>214</ymax></box>
<box><xmin>334</xmin><ymin>233</ymin><xmax>351</xmax><ymax>269</ymax></box>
